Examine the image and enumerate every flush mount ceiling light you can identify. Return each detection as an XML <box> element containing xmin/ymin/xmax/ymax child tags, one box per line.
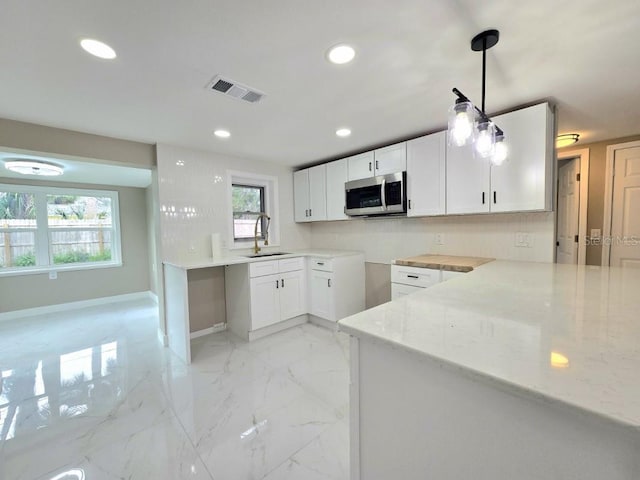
<box><xmin>336</xmin><ymin>128</ymin><xmax>351</xmax><ymax>137</ymax></box>
<box><xmin>447</xmin><ymin>29</ymin><xmax>507</xmax><ymax>166</ymax></box>
<box><xmin>214</xmin><ymin>129</ymin><xmax>231</xmax><ymax>138</ymax></box>
<box><xmin>4</xmin><ymin>159</ymin><xmax>64</xmax><ymax>176</ymax></box>
<box><xmin>80</xmin><ymin>38</ymin><xmax>117</xmax><ymax>59</ymax></box>
<box><xmin>327</xmin><ymin>44</ymin><xmax>355</xmax><ymax>64</ymax></box>
<box><xmin>556</xmin><ymin>133</ymin><xmax>580</xmax><ymax>148</ymax></box>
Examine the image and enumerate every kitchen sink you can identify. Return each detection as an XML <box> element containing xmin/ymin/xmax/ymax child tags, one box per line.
<box><xmin>245</xmin><ymin>252</ymin><xmax>290</xmax><ymax>258</ymax></box>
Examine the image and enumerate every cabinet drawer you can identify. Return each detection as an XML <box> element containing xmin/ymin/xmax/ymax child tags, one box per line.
<box><xmin>391</xmin><ymin>282</ymin><xmax>424</xmax><ymax>300</ymax></box>
<box><xmin>249</xmin><ymin>260</ymin><xmax>279</xmax><ymax>278</ymax></box>
<box><xmin>308</xmin><ymin>257</ymin><xmax>333</xmax><ymax>272</ymax></box>
<box><xmin>391</xmin><ymin>264</ymin><xmax>440</xmax><ymax>288</ymax></box>
<box><xmin>278</xmin><ymin>257</ymin><xmax>304</xmax><ymax>273</ymax></box>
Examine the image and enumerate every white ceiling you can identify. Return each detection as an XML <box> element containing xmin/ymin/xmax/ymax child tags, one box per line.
<box><xmin>1</xmin><ymin>0</ymin><xmax>639</xmax><ymax>168</ymax></box>
<box><xmin>0</xmin><ymin>151</ymin><xmax>151</xmax><ymax>188</ymax></box>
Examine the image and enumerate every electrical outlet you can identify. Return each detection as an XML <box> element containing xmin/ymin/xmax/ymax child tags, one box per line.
<box><xmin>515</xmin><ymin>232</ymin><xmax>528</xmax><ymax>248</ymax></box>
<box><xmin>434</xmin><ymin>233</ymin><xmax>444</xmax><ymax>245</ymax></box>
<box><xmin>49</xmin><ymin>271</ymin><xmax>57</xmax><ymax>280</ymax></box>
<box><xmin>591</xmin><ymin>229</ymin><xmax>601</xmax><ymax>239</ymax></box>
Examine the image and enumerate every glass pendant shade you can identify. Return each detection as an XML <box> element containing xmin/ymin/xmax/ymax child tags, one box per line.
<box><xmin>491</xmin><ymin>135</ymin><xmax>508</xmax><ymax>166</ymax></box>
<box><xmin>448</xmin><ymin>101</ymin><xmax>475</xmax><ymax>147</ymax></box>
<box><xmin>475</xmin><ymin>121</ymin><xmax>496</xmax><ymax>158</ymax></box>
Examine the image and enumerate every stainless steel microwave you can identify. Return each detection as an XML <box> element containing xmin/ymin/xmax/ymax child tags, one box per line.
<box><xmin>344</xmin><ymin>172</ymin><xmax>407</xmax><ymax>217</ymax></box>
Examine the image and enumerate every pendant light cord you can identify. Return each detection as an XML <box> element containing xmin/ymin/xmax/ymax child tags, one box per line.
<box><xmin>481</xmin><ymin>37</ymin><xmax>487</xmax><ymax>114</ymax></box>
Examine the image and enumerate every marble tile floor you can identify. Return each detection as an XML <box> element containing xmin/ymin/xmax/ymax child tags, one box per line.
<box><xmin>0</xmin><ymin>298</ymin><xmax>350</xmax><ymax>480</ymax></box>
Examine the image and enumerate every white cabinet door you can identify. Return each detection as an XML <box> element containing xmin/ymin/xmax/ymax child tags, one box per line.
<box><xmin>489</xmin><ymin>103</ymin><xmax>553</xmax><ymax>212</ymax></box>
<box><xmin>309</xmin><ymin>270</ymin><xmax>334</xmax><ymax>321</ymax></box>
<box><xmin>374</xmin><ymin>142</ymin><xmax>406</xmax><ymax>176</ymax></box>
<box><xmin>308</xmin><ymin>164</ymin><xmax>327</xmax><ymax>221</ymax></box>
<box><xmin>250</xmin><ymin>274</ymin><xmax>281</xmax><ymax>330</ymax></box>
<box><xmin>293</xmin><ymin>169</ymin><xmax>310</xmax><ymax>222</ymax></box>
<box><xmin>406</xmin><ymin>132</ymin><xmax>446</xmax><ymax>216</ymax></box>
<box><xmin>391</xmin><ymin>283</ymin><xmax>424</xmax><ymax>300</ymax></box>
<box><xmin>446</xmin><ymin>139</ymin><xmax>491</xmax><ymax>214</ymax></box>
<box><xmin>279</xmin><ymin>270</ymin><xmax>306</xmax><ymax>320</ymax></box>
<box><xmin>326</xmin><ymin>159</ymin><xmax>348</xmax><ymax>220</ymax></box>
<box><xmin>347</xmin><ymin>152</ymin><xmax>375</xmax><ymax>181</ymax></box>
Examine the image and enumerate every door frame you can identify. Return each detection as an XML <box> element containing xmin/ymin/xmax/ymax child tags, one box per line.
<box><xmin>557</xmin><ymin>148</ymin><xmax>590</xmax><ymax>264</ymax></box>
<box><xmin>602</xmin><ymin>140</ymin><xmax>640</xmax><ymax>266</ymax></box>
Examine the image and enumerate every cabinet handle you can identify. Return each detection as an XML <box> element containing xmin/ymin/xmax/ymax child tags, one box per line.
<box><xmin>376</xmin><ymin>160</ymin><xmax>379</xmax><ymax>170</ymax></box>
<box><xmin>493</xmin><ymin>191</ymin><xmax>497</xmax><ymax>204</ymax></box>
<box><xmin>309</xmin><ymin>208</ymin><xmax>312</xmax><ymax>217</ymax></box>
<box><xmin>328</xmin><ymin>279</ymin><xmax>331</xmax><ymax>287</ymax></box>
<box><xmin>482</xmin><ymin>192</ymin><xmax>486</xmax><ymax>204</ymax></box>
<box><xmin>317</xmin><ymin>262</ymin><xmax>325</xmax><ymax>266</ymax></box>
<box><xmin>407</xmin><ymin>274</ymin><xmax>419</xmax><ymax>279</ymax></box>
<box><xmin>368</xmin><ymin>162</ymin><xmax>372</xmax><ymax>171</ymax></box>
<box><xmin>408</xmin><ymin>199</ymin><xmax>412</xmax><ymax>210</ymax></box>
<box><xmin>281</xmin><ymin>278</ymin><xmax>284</xmax><ymax>288</ymax></box>
<box><xmin>276</xmin><ymin>280</ymin><xmax>279</xmax><ymax>289</ymax></box>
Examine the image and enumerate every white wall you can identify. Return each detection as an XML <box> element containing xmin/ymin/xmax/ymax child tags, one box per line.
<box><xmin>310</xmin><ymin>212</ymin><xmax>555</xmax><ymax>264</ymax></box>
<box><xmin>156</xmin><ymin>144</ymin><xmax>311</xmax><ymax>262</ymax></box>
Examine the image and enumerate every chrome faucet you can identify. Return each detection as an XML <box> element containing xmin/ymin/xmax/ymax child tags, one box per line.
<box><xmin>254</xmin><ymin>213</ymin><xmax>271</xmax><ymax>254</ymax></box>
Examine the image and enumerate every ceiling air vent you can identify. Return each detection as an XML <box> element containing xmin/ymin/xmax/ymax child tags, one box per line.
<box><xmin>206</xmin><ymin>75</ymin><xmax>265</xmax><ymax>104</ymax></box>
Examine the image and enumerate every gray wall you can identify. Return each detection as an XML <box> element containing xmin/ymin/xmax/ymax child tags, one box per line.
<box><xmin>0</xmin><ymin>118</ymin><xmax>155</xmax><ymax>168</ymax></box>
<box><xmin>0</xmin><ymin>178</ymin><xmax>150</xmax><ymax>312</ymax></box>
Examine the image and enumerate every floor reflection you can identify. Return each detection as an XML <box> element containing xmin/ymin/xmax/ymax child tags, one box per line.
<box><xmin>0</xmin><ymin>340</ymin><xmax>123</xmax><ymax>442</ymax></box>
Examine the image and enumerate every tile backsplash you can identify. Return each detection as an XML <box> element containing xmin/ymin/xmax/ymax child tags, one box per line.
<box><xmin>310</xmin><ymin>212</ymin><xmax>555</xmax><ymax>264</ymax></box>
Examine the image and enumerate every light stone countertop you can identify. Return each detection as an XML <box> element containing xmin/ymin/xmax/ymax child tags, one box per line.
<box><xmin>339</xmin><ymin>260</ymin><xmax>640</xmax><ymax>430</ymax></box>
<box><xmin>163</xmin><ymin>249</ymin><xmax>364</xmax><ymax>270</ymax></box>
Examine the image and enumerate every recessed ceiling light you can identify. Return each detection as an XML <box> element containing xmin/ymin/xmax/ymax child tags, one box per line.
<box><xmin>336</xmin><ymin>128</ymin><xmax>351</xmax><ymax>137</ymax></box>
<box><xmin>327</xmin><ymin>44</ymin><xmax>355</xmax><ymax>65</ymax></box>
<box><xmin>80</xmin><ymin>38</ymin><xmax>117</xmax><ymax>59</ymax></box>
<box><xmin>214</xmin><ymin>129</ymin><xmax>231</xmax><ymax>138</ymax></box>
<box><xmin>4</xmin><ymin>159</ymin><xmax>64</xmax><ymax>176</ymax></box>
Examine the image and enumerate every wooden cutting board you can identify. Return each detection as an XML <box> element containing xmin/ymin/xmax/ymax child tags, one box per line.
<box><xmin>394</xmin><ymin>254</ymin><xmax>494</xmax><ymax>272</ymax></box>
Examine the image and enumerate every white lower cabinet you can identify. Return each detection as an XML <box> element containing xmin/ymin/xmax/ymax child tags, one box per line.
<box><xmin>226</xmin><ymin>257</ymin><xmax>307</xmax><ymax>340</ymax></box>
<box><xmin>307</xmin><ymin>254</ymin><xmax>365</xmax><ymax>323</ymax></box>
<box><xmin>390</xmin><ymin>264</ymin><xmax>466</xmax><ymax>300</ymax></box>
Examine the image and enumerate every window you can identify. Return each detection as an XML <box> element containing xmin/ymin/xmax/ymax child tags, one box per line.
<box><xmin>0</xmin><ymin>184</ymin><xmax>121</xmax><ymax>274</ymax></box>
<box><xmin>232</xmin><ymin>184</ymin><xmax>266</xmax><ymax>240</ymax></box>
<box><xmin>227</xmin><ymin>171</ymin><xmax>279</xmax><ymax>249</ymax></box>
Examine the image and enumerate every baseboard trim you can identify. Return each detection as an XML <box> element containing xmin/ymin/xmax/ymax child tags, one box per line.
<box><xmin>0</xmin><ymin>291</ymin><xmax>154</xmax><ymax>322</ymax></box>
<box><xmin>148</xmin><ymin>291</ymin><xmax>159</xmax><ymax>304</ymax></box>
<box><xmin>309</xmin><ymin>314</ymin><xmax>339</xmax><ymax>331</ymax></box>
<box><xmin>157</xmin><ymin>327</ymin><xmax>168</xmax><ymax>347</ymax></box>
<box><xmin>190</xmin><ymin>323</ymin><xmax>226</xmax><ymax>339</ymax></box>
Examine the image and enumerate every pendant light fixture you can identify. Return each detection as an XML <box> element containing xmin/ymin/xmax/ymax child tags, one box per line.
<box><xmin>447</xmin><ymin>29</ymin><xmax>507</xmax><ymax>166</ymax></box>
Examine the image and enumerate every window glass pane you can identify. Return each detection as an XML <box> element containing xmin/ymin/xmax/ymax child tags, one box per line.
<box><xmin>0</xmin><ymin>192</ymin><xmax>37</xmax><ymax>227</ymax></box>
<box><xmin>0</xmin><ymin>231</ymin><xmax>36</xmax><ymax>269</ymax></box>
<box><xmin>47</xmin><ymin>195</ymin><xmax>112</xmax><ymax>228</ymax></box>
<box><xmin>50</xmin><ymin>230</ymin><xmax>112</xmax><ymax>264</ymax></box>
<box><xmin>232</xmin><ymin>185</ymin><xmax>265</xmax><ymax>240</ymax></box>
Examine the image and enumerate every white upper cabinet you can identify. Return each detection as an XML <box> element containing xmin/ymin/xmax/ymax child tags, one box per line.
<box><xmin>446</xmin><ymin>102</ymin><xmax>553</xmax><ymax>215</ymax></box>
<box><xmin>308</xmin><ymin>164</ymin><xmax>327</xmax><ymax>221</ymax></box>
<box><xmin>326</xmin><ymin>159</ymin><xmax>349</xmax><ymax>221</ymax></box>
<box><xmin>293</xmin><ymin>165</ymin><xmax>327</xmax><ymax>222</ymax></box>
<box><xmin>374</xmin><ymin>142</ymin><xmax>407</xmax><ymax>176</ymax></box>
<box><xmin>347</xmin><ymin>152</ymin><xmax>375</xmax><ymax>181</ymax></box>
<box><xmin>347</xmin><ymin>143</ymin><xmax>406</xmax><ymax>181</ymax></box>
<box><xmin>406</xmin><ymin>132</ymin><xmax>446</xmax><ymax>216</ymax></box>
<box><xmin>489</xmin><ymin>103</ymin><xmax>554</xmax><ymax>212</ymax></box>
<box><xmin>446</xmin><ymin>141</ymin><xmax>491</xmax><ymax>214</ymax></box>
<box><xmin>293</xmin><ymin>170</ymin><xmax>310</xmax><ymax>222</ymax></box>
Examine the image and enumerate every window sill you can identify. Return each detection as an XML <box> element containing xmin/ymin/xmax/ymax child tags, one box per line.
<box><xmin>0</xmin><ymin>261</ymin><xmax>123</xmax><ymax>278</ymax></box>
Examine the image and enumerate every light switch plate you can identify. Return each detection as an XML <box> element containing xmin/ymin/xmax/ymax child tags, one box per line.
<box><xmin>591</xmin><ymin>229</ymin><xmax>601</xmax><ymax>239</ymax></box>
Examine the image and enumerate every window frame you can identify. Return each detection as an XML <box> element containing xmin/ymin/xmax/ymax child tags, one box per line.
<box><xmin>0</xmin><ymin>183</ymin><xmax>122</xmax><ymax>276</ymax></box>
<box><xmin>226</xmin><ymin>171</ymin><xmax>279</xmax><ymax>250</ymax></box>
<box><xmin>231</xmin><ymin>183</ymin><xmax>267</xmax><ymax>241</ymax></box>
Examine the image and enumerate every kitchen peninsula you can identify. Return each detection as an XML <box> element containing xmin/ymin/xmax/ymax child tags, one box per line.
<box><xmin>164</xmin><ymin>249</ymin><xmax>364</xmax><ymax>363</ymax></box>
<box><xmin>340</xmin><ymin>261</ymin><xmax>640</xmax><ymax>480</ymax></box>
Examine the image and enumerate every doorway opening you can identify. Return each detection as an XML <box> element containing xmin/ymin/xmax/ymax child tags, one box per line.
<box><xmin>555</xmin><ymin>148</ymin><xmax>589</xmax><ymax>264</ymax></box>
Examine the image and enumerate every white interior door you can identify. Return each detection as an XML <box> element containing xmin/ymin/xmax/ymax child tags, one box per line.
<box><xmin>610</xmin><ymin>146</ymin><xmax>640</xmax><ymax>268</ymax></box>
<box><xmin>556</xmin><ymin>158</ymin><xmax>580</xmax><ymax>264</ymax></box>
